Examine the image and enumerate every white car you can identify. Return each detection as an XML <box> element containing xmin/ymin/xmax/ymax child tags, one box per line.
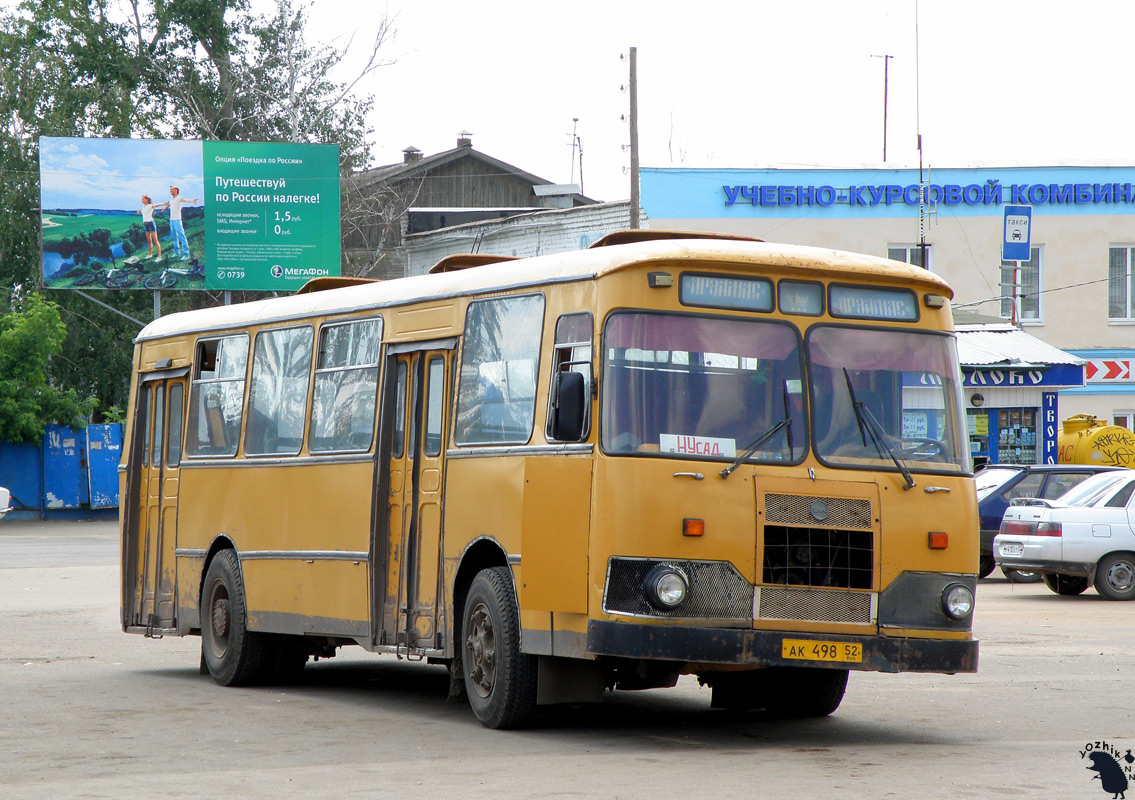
<box><xmin>994</xmin><ymin>469</ymin><xmax>1135</xmax><ymax>600</ymax></box>
<box><xmin>0</xmin><ymin>486</ymin><xmax>10</xmax><ymax>520</ymax></box>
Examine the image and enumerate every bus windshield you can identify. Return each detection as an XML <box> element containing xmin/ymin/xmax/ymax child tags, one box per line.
<box><xmin>601</xmin><ymin>312</ymin><xmax>805</xmax><ymax>462</ymax></box>
<box><xmin>808</xmin><ymin>325</ymin><xmax>969</xmax><ymax>473</ymax></box>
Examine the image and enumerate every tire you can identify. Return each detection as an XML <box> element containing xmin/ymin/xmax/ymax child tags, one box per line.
<box><xmin>267</xmin><ymin>636</ymin><xmax>309</xmax><ymax>683</ymax></box>
<box><xmin>461</xmin><ymin>567</ymin><xmax>537</xmax><ymax>729</ymax></box>
<box><xmin>1094</xmin><ymin>553</ymin><xmax>1135</xmax><ymax>601</ymax></box>
<box><xmin>763</xmin><ymin>668</ymin><xmax>849</xmax><ymax>718</ymax></box>
<box><xmin>708</xmin><ymin>671</ymin><xmax>768</xmax><ymax>710</ymax></box>
<box><xmin>1042</xmin><ymin>573</ymin><xmax>1090</xmax><ymax>596</ymax></box>
<box><xmin>1002</xmin><ymin>567</ymin><xmax>1043</xmax><ymax>583</ymax></box>
<box><xmin>74</xmin><ymin>271</ymin><xmax>102</xmax><ymax>286</ymax></box>
<box><xmin>710</xmin><ymin>667</ymin><xmax>847</xmax><ymax>717</ymax></box>
<box><xmin>105</xmin><ymin>272</ymin><xmax>138</xmax><ymax>288</ymax></box>
<box><xmin>979</xmin><ymin>555</ymin><xmax>996</xmax><ymax>579</ymax></box>
<box><xmin>144</xmin><ymin>272</ymin><xmax>177</xmax><ymax>289</ymax></box>
<box><xmin>201</xmin><ymin>549</ymin><xmax>272</xmax><ymax>686</ymax></box>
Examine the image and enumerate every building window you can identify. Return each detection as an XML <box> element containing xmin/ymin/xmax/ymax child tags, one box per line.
<box><xmin>1109</xmin><ymin>246</ymin><xmax>1135</xmax><ymax>320</ymax></box>
<box><xmin>1000</xmin><ymin>246</ymin><xmax>1042</xmax><ymax>322</ymax></box>
<box><xmin>1114</xmin><ymin>412</ymin><xmax>1134</xmax><ymax>430</ymax></box>
<box><xmin>888</xmin><ymin>244</ymin><xmax>932</xmax><ymax>271</ymax></box>
<box><xmin>996</xmin><ymin>407</ymin><xmax>1037</xmax><ymax>465</ymax></box>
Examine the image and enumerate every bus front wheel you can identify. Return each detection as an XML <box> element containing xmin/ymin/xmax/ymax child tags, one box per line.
<box><xmin>461</xmin><ymin>567</ymin><xmax>537</xmax><ymax>729</ymax></box>
<box><xmin>201</xmin><ymin>549</ymin><xmax>272</xmax><ymax>686</ymax></box>
<box><xmin>710</xmin><ymin>667</ymin><xmax>847</xmax><ymax>717</ymax></box>
<box><xmin>767</xmin><ymin>667</ymin><xmax>848</xmax><ymax>717</ymax></box>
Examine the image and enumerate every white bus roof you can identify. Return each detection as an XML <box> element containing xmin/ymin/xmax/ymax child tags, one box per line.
<box><xmin>136</xmin><ymin>238</ymin><xmax>951</xmax><ymax>342</ymax></box>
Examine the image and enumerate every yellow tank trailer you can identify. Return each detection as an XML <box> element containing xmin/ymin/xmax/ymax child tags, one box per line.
<box><xmin>1057</xmin><ymin>414</ymin><xmax>1135</xmax><ymax>467</ymax></box>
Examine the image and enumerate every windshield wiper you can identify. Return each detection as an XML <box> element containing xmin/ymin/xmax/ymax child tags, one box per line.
<box><xmin>842</xmin><ymin>368</ymin><xmax>915</xmax><ymax>490</ymax></box>
<box><xmin>720</xmin><ymin>381</ymin><xmax>794</xmax><ymax>479</ymax></box>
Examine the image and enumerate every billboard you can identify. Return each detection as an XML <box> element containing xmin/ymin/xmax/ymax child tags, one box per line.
<box><xmin>39</xmin><ymin>137</ymin><xmax>340</xmax><ymax>291</ymax></box>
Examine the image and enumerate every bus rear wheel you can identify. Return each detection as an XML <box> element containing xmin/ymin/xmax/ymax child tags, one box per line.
<box><xmin>201</xmin><ymin>549</ymin><xmax>272</xmax><ymax>686</ymax></box>
<box><xmin>461</xmin><ymin>567</ymin><xmax>537</xmax><ymax>729</ymax></box>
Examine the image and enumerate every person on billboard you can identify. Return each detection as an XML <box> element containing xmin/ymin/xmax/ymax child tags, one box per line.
<box><xmin>136</xmin><ymin>195</ymin><xmax>163</xmax><ymax>260</ymax></box>
<box><xmin>158</xmin><ymin>185</ymin><xmax>199</xmax><ymax>261</ymax></box>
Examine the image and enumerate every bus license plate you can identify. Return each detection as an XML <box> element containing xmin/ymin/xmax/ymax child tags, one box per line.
<box><xmin>782</xmin><ymin>639</ymin><xmax>863</xmax><ymax>663</ymax></box>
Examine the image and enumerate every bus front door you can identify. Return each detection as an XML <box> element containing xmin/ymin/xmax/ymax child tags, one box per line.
<box><xmin>132</xmin><ymin>375</ymin><xmax>186</xmax><ymax>634</ymax></box>
<box><xmin>383</xmin><ymin>345</ymin><xmax>453</xmax><ymax>651</ymax></box>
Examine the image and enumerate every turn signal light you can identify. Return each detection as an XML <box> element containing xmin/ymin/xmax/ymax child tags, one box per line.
<box><xmin>928</xmin><ymin>531</ymin><xmax>949</xmax><ymax>549</ymax></box>
<box><xmin>683</xmin><ymin>518</ymin><xmax>705</xmax><ymax>537</ymax></box>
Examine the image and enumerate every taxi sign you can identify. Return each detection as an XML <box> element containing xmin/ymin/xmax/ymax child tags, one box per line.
<box><xmin>1002</xmin><ymin>205</ymin><xmax>1032</xmax><ymax>261</ymax></box>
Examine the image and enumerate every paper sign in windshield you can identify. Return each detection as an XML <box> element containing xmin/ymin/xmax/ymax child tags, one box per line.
<box><xmin>659</xmin><ymin>434</ymin><xmax>737</xmax><ymax>458</ymax></box>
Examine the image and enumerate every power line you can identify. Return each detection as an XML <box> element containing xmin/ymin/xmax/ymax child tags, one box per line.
<box><xmin>953</xmin><ymin>270</ymin><xmax>1127</xmax><ymax>309</ymax></box>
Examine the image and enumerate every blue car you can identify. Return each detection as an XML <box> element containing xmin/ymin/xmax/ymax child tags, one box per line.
<box><xmin>976</xmin><ymin>464</ymin><xmax>1122</xmax><ymax>580</ymax></box>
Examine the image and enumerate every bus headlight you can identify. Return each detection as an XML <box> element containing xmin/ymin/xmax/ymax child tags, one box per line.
<box><xmin>942</xmin><ymin>583</ymin><xmax>974</xmax><ymax>620</ymax></box>
<box><xmin>644</xmin><ymin>565</ymin><xmax>689</xmax><ymax>611</ymax></box>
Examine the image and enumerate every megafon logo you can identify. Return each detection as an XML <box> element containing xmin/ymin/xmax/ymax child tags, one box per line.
<box><xmin>1079</xmin><ymin>741</ymin><xmax>1134</xmax><ymax>797</ymax></box>
<box><xmin>270</xmin><ymin>265</ymin><xmax>330</xmax><ymax>280</ymax></box>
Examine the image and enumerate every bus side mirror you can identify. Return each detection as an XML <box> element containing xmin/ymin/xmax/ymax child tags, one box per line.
<box><xmin>552</xmin><ymin>371</ymin><xmax>587</xmax><ymax>441</ymax></box>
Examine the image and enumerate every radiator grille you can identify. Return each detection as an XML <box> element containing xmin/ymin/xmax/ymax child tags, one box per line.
<box><xmin>756</xmin><ymin>587</ymin><xmax>874</xmax><ymax>624</ymax></box>
<box><xmin>765</xmin><ymin>493</ymin><xmax>872</xmax><ymax>529</ymax></box>
<box><xmin>603</xmin><ymin>557</ymin><xmax>752</xmax><ymax>619</ymax></box>
<box><xmin>762</xmin><ymin>525</ymin><xmax>874</xmax><ymax>589</ymax></box>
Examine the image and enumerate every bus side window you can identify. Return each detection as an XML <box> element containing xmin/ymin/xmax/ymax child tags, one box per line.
<box><xmin>546</xmin><ymin>312</ymin><xmax>592</xmax><ymax>442</ymax></box>
<box><xmin>186</xmin><ymin>335</ymin><xmax>248</xmax><ymax>458</ymax></box>
<box><xmin>245</xmin><ymin>326</ymin><xmax>314</xmax><ymax>456</ymax></box>
<box><xmin>309</xmin><ymin>317</ymin><xmax>382</xmax><ymax>453</ymax></box>
<box><xmin>454</xmin><ymin>294</ymin><xmax>545</xmax><ymax>446</ymax></box>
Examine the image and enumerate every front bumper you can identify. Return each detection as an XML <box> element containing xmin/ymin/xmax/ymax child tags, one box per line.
<box><xmin>586</xmin><ymin>620</ymin><xmax>978</xmax><ymax>674</ymax></box>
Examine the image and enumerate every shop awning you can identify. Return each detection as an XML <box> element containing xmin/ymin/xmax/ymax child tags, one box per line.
<box><xmin>955</xmin><ymin>323</ymin><xmax>1085</xmax><ymax>369</ymax></box>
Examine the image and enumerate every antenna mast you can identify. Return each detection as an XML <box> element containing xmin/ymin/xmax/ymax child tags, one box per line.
<box><xmin>628</xmin><ymin>47</ymin><xmax>640</xmax><ymax>229</ymax></box>
<box><xmin>915</xmin><ymin>3</ymin><xmax>928</xmax><ymax>269</ymax></box>
<box><xmin>871</xmin><ymin>54</ymin><xmax>893</xmax><ymax>162</ymax></box>
<box><xmin>569</xmin><ymin>118</ymin><xmax>579</xmax><ymax>184</ymax></box>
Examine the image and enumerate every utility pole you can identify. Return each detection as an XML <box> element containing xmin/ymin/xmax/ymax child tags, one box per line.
<box><xmin>871</xmin><ymin>54</ymin><xmax>893</xmax><ymax>162</ymax></box>
<box><xmin>628</xmin><ymin>47</ymin><xmax>640</xmax><ymax>229</ymax></box>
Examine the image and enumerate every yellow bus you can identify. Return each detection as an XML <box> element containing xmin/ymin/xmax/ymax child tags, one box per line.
<box><xmin>120</xmin><ymin>230</ymin><xmax>978</xmax><ymax>728</ymax></box>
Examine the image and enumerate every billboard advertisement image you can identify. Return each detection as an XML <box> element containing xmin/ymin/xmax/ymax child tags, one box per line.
<box><xmin>39</xmin><ymin>137</ymin><xmax>340</xmax><ymax>291</ymax></box>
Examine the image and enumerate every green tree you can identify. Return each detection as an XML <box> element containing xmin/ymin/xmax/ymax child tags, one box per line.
<box><xmin>0</xmin><ymin>295</ymin><xmax>96</xmax><ymax>444</ymax></box>
<box><xmin>0</xmin><ymin>0</ymin><xmax>394</xmax><ymax>412</ymax></box>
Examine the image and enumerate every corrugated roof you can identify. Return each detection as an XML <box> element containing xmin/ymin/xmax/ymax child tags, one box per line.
<box><xmin>955</xmin><ymin>323</ymin><xmax>1085</xmax><ymax>367</ymax></box>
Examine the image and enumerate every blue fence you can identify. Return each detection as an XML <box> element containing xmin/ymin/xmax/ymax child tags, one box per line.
<box><xmin>0</xmin><ymin>423</ymin><xmax>122</xmax><ymax>520</ymax></box>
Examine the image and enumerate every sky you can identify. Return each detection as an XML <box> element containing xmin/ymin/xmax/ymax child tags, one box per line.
<box><xmin>39</xmin><ymin>137</ymin><xmax>204</xmax><ymax>211</ymax></box>
<box><xmin>291</xmin><ymin>0</ymin><xmax>1135</xmax><ymax>203</ymax></box>
<box><xmin>13</xmin><ymin>0</ymin><xmax>1135</xmax><ymax>204</ymax></box>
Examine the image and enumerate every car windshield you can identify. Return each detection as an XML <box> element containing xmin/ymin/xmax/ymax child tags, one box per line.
<box><xmin>601</xmin><ymin>312</ymin><xmax>804</xmax><ymax>462</ymax></box>
<box><xmin>1061</xmin><ymin>472</ymin><xmax>1135</xmax><ymax>507</ymax></box>
<box><xmin>807</xmin><ymin>325</ymin><xmax>969</xmax><ymax>473</ymax></box>
<box><xmin>975</xmin><ymin>467</ymin><xmax>1020</xmax><ymax>498</ymax></box>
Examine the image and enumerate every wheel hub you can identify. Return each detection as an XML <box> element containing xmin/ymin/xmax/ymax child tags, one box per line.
<box><xmin>1106</xmin><ymin>561</ymin><xmax>1134</xmax><ymax>591</ymax></box>
<box><xmin>465</xmin><ymin>602</ymin><xmax>496</xmax><ymax>698</ymax></box>
<box><xmin>211</xmin><ymin>596</ymin><xmax>230</xmax><ymax>641</ymax></box>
